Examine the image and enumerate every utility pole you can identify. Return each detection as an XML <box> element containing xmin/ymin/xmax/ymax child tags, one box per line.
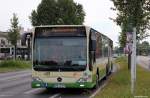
<box><xmin>131</xmin><ymin>27</ymin><xmax>136</xmax><ymax>95</ymax></box>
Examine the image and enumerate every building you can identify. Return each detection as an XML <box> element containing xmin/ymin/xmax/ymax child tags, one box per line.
<box><xmin>0</xmin><ymin>31</ymin><xmax>10</xmax><ymax>47</ymax></box>
<box><xmin>0</xmin><ymin>29</ymin><xmax>31</xmax><ymax>60</ymax></box>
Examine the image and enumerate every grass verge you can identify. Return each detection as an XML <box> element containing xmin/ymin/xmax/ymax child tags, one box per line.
<box><xmin>95</xmin><ymin>57</ymin><xmax>150</xmax><ymax>98</ymax></box>
<box><xmin>0</xmin><ymin>60</ymin><xmax>31</xmax><ymax>73</ymax></box>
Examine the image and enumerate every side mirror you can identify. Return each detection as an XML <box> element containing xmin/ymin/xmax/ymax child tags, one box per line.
<box><xmin>89</xmin><ymin>40</ymin><xmax>96</xmax><ymax>51</ymax></box>
<box><xmin>21</xmin><ymin>32</ymin><xmax>32</xmax><ymax>46</ymax></box>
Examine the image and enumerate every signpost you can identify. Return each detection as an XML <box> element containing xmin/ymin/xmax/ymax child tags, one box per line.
<box><xmin>131</xmin><ymin>28</ymin><xmax>136</xmax><ymax>94</ymax></box>
<box><xmin>125</xmin><ymin>27</ymin><xmax>136</xmax><ymax>95</ymax></box>
<box><xmin>125</xmin><ymin>31</ymin><xmax>133</xmax><ymax>70</ymax></box>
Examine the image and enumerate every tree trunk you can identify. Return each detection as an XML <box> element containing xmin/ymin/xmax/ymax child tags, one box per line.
<box><xmin>128</xmin><ymin>54</ymin><xmax>131</xmax><ymax>70</ymax></box>
<box><xmin>14</xmin><ymin>45</ymin><xmax>17</xmax><ymax>60</ymax></box>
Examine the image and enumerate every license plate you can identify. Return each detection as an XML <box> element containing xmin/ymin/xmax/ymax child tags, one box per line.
<box><xmin>54</xmin><ymin>84</ymin><xmax>66</xmax><ymax>88</ymax></box>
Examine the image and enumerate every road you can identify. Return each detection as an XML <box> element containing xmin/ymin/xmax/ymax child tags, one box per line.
<box><xmin>137</xmin><ymin>56</ymin><xmax>150</xmax><ymax>71</ymax></box>
<box><xmin>0</xmin><ymin>56</ymin><xmax>147</xmax><ymax>98</ymax></box>
<box><xmin>0</xmin><ymin>67</ymin><xmax>118</xmax><ymax>98</ymax></box>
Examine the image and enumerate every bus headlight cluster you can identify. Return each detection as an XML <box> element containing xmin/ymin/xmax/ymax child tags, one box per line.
<box><xmin>83</xmin><ymin>72</ymin><xmax>91</xmax><ymax>79</ymax></box>
<box><xmin>77</xmin><ymin>78</ymin><xmax>87</xmax><ymax>83</ymax></box>
<box><xmin>32</xmin><ymin>77</ymin><xmax>43</xmax><ymax>82</ymax></box>
<box><xmin>77</xmin><ymin>72</ymin><xmax>92</xmax><ymax>83</ymax></box>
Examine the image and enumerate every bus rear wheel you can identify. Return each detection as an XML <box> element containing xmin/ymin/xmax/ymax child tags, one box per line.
<box><xmin>94</xmin><ymin>74</ymin><xmax>99</xmax><ymax>89</ymax></box>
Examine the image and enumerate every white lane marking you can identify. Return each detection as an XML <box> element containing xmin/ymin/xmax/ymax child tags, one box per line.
<box><xmin>0</xmin><ymin>73</ymin><xmax>31</xmax><ymax>81</ymax></box>
<box><xmin>89</xmin><ymin>82</ymin><xmax>107</xmax><ymax>98</ymax></box>
<box><xmin>0</xmin><ymin>95</ymin><xmax>13</xmax><ymax>97</ymax></box>
<box><xmin>24</xmin><ymin>88</ymin><xmax>44</xmax><ymax>94</ymax></box>
<box><xmin>49</xmin><ymin>93</ymin><xmax>61</xmax><ymax>98</ymax></box>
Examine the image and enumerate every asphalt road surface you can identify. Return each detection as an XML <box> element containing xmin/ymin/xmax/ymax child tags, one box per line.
<box><xmin>137</xmin><ymin>56</ymin><xmax>150</xmax><ymax>71</ymax></box>
<box><xmin>0</xmin><ymin>56</ymin><xmax>145</xmax><ymax>98</ymax></box>
<box><xmin>0</xmin><ymin>64</ymin><xmax>117</xmax><ymax>98</ymax></box>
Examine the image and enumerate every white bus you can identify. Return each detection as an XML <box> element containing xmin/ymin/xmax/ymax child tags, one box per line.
<box><xmin>30</xmin><ymin>25</ymin><xmax>113</xmax><ymax>89</ymax></box>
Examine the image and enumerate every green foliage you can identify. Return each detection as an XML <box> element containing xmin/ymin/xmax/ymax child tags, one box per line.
<box><xmin>30</xmin><ymin>0</ymin><xmax>85</xmax><ymax>26</ymax></box>
<box><xmin>30</xmin><ymin>10</ymin><xmax>38</xmax><ymax>26</ymax></box>
<box><xmin>141</xmin><ymin>41</ymin><xmax>150</xmax><ymax>47</ymax></box>
<box><xmin>111</xmin><ymin>0</ymin><xmax>150</xmax><ymax>47</ymax></box>
<box><xmin>8</xmin><ymin>13</ymin><xmax>20</xmax><ymax>59</ymax></box>
<box><xmin>8</xmin><ymin>13</ymin><xmax>20</xmax><ymax>46</ymax></box>
<box><xmin>0</xmin><ymin>60</ymin><xmax>31</xmax><ymax>68</ymax></box>
<box><xmin>118</xmin><ymin>31</ymin><xmax>126</xmax><ymax>47</ymax></box>
<box><xmin>137</xmin><ymin>41</ymin><xmax>150</xmax><ymax>55</ymax></box>
<box><xmin>114</xmin><ymin>46</ymin><xmax>124</xmax><ymax>55</ymax></box>
<box><xmin>135</xmin><ymin>66</ymin><xmax>150</xmax><ymax>96</ymax></box>
<box><xmin>95</xmin><ymin>57</ymin><xmax>150</xmax><ymax>98</ymax></box>
<box><xmin>0</xmin><ymin>60</ymin><xmax>31</xmax><ymax>73</ymax></box>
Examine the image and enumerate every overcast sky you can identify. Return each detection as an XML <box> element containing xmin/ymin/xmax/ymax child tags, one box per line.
<box><xmin>0</xmin><ymin>0</ymin><xmax>122</xmax><ymax>46</ymax></box>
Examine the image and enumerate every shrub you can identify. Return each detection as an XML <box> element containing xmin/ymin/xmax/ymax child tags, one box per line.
<box><xmin>0</xmin><ymin>60</ymin><xmax>31</xmax><ymax>69</ymax></box>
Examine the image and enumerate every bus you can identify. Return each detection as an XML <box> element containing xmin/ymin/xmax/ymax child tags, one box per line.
<box><xmin>31</xmin><ymin>25</ymin><xmax>113</xmax><ymax>89</ymax></box>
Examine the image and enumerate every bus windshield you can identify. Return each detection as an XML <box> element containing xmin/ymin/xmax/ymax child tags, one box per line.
<box><xmin>33</xmin><ymin>37</ymin><xmax>87</xmax><ymax>71</ymax></box>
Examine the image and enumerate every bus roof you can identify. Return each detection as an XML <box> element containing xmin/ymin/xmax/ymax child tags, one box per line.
<box><xmin>34</xmin><ymin>25</ymin><xmax>87</xmax><ymax>28</ymax></box>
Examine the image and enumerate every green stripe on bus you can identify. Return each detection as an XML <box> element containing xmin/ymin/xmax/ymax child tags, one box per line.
<box><xmin>32</xmin><ymin>81</ymin><xmax>95</xmax><ymax>88</ymax></box>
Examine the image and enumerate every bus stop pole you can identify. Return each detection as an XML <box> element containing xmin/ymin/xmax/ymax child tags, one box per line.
<box><xmin>131</xmin><ymin>27</ymin><xmax>136</xmax><ymax>95</ymax></box>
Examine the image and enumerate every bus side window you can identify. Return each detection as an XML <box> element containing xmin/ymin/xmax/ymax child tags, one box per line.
<box><xmin>95</xmin><ymin>33</ymin><xmax>102</xmax><ymax>59</ymax></box>
<box><xmin>101</xmin><ymin>36</ymin><xmax>108</xmax><ymax>57</ymax></box>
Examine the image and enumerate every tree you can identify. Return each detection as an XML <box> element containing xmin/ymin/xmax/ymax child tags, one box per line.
<box><xmin>110</xmin><ymin>0</ymin><xmax>150</xmax><ymax>69</ymax></box>
<box><xmin>29</xmin><ymin>0</ymin><xmax>85</xmax><ymax>26</ymax></box>
<box><xmin>8</xmin><ymin>13</ymin><xmax>20</xmax><ymax>59</ymax></box>
<box><xmin>110</xmin><ymin>0</ymin><xmax>150</xmax><ymax>47</ymax></box>
<box><xmin>137</xmin><ymin>41</ymin><xmax>150</xmax><ymax>55</ymax></box>
<box><xmin>118</xmin><ymin>31</ymin><xmax>126</xmax><ymax>48</ymax></box>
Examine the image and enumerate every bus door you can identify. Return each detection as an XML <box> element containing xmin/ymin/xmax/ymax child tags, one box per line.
<box><xmin>89</xmin><ymin>29</ymin><xmax>96</xmax><ymax>76</ymax></box>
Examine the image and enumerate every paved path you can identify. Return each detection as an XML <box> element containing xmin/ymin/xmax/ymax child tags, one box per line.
<box><xmin>137</xmin><ymin>56</ymin><xmax>150</xmax><ymax>71</ymax></box>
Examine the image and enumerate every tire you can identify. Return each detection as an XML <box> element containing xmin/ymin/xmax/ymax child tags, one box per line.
<box><xmin>106</xmin><ymin>64</ymin><xmax>109</xmax><ymax>76</ymax></box>
<box><xmin>94</xmin><ymin>74</ymin><xmax>99</xmax><ymax>89</ymax></box>
<box><xmin>111</xmin><ymin>63</ymin><xmax>113</xmax><ymax>72</ymax></box>
<box><xmin>46</xmin><ymin>87</ymin><xmax>53</xmax><ymax>91</ymax></box>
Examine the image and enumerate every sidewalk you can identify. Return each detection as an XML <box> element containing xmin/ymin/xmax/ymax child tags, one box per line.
<box><xmin>137</xmin><ymin>56</ymin><xmax>150</xmax><ymax>71</ymax></box>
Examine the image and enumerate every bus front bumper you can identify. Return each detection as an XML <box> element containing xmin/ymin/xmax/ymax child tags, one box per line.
<box><xmin>32</xmin><ymin>81</ymin><xmax>95</xmax><ymax>89</ymax></box>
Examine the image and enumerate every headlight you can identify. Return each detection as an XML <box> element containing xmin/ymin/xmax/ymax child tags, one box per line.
<box><xmin>83</xmin><ymin>72</ymin><xmax>92</xmax><ymax>79</ymax></box>
<box><xmin>77</xmin><ymin>78</ymin><xmax>87</xmax><ymax>83</ymax></box>
<box><xmin>32</xmin><ymin>77</ymin><xmax>43</xmax><ymax>82</ymax></box>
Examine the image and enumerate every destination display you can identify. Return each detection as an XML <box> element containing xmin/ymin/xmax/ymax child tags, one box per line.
<box><xmin>35</xmin><ymin>27</ymin><xmax>86</xmax><ymax>37</ymax></box>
